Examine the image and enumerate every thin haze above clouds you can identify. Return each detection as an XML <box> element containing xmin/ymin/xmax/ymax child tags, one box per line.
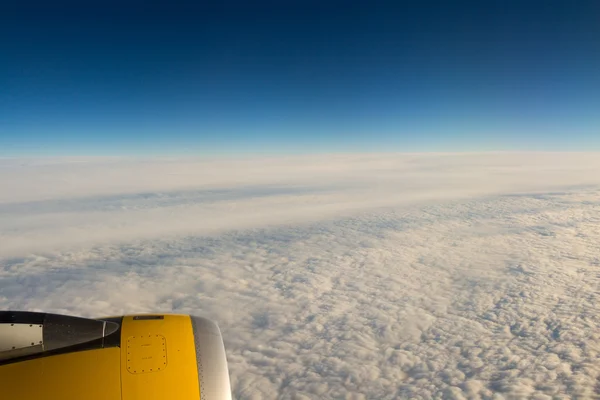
<box><xmin>2</xmin><ymin>153</ymin><xmax>600</xmax><ymax>398</ymax></box>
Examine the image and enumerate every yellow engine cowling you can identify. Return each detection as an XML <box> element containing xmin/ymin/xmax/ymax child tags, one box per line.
<box><xmin>0</xmin><ymin>312</ymin><xmax>232</xmax><ymax>400</ymax></box>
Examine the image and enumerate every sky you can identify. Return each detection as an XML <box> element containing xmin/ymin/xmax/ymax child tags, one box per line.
<box><xmin>1</xmin><ymin>1</ymin><xmax>599</xmax><ymax>155</ymax></box>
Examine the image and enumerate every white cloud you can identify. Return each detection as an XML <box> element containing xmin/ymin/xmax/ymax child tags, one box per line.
<box><xmin>2</xmin><ymin>153</ymin><xmax>600</xmax><ymax>257</ymax></box>
<box><xmin>2</xmin><ymin>153</ymin><xmax>600</xmax><ymax>398</ymax></box>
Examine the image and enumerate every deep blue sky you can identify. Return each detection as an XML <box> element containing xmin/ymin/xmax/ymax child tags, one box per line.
<box><xmin>1</xmin><ymin>1</ymin><xmax>599</xmax><ymax>155</ymax></box>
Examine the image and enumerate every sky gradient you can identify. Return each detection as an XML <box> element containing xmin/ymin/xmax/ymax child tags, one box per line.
<box><xmin>1</xmin><ymin>1</ymin><xmax>599</xmax><ymax>155</ymax></box>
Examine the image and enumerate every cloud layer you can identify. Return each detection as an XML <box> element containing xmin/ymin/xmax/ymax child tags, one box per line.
<box><xmin>2</xmin><ymin>153</ymin><xmax>600</xmax><ymax>398</ymax></box>
<box><xmin>2</xmin><ymin>153</ymin><xmax>600</xmax><ymax>257</ymax></box>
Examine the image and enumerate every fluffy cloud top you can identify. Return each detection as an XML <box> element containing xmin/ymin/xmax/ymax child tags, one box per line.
<box><xmin>2</xmin><ymin>153</ymin><xmax>600</xmax><ymax>399</ymax></box>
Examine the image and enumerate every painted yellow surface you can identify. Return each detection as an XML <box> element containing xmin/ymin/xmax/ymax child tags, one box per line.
<box><xmin>0</xmin><ymin>314</ymin><xmax>200</xmax><ymax>400</ymax></box>
<box><xmin>120</xmin><ymin>315</ymin><xmax>200</xmax><ymax>400</ymax></box>
<box><xmin>126</xmin><ymin>334</ymin><xmax>167</xmax><ymax>374</ymax></box>
<box><xmin>0</xmin><ymin>347</ymin><xmax>121</xmax><ymax>400</ymax></box>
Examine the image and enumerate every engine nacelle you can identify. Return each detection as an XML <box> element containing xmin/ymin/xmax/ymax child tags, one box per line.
<box><xmin>0</xmin><ymin>311</ymin><xmax>232</xmax><ymax>400</ymax></box>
